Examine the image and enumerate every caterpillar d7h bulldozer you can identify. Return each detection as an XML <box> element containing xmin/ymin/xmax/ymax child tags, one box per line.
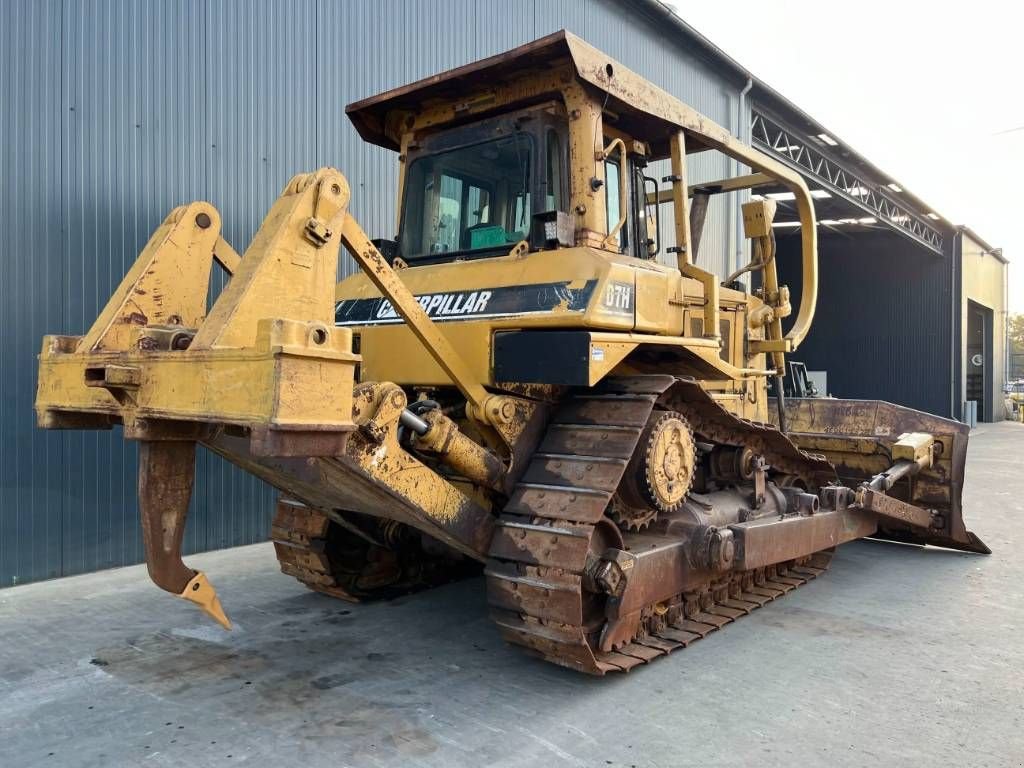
<box><xmin>35</xmin><ymin>31</ymin><xmax>988</xmax><ymax>674</ymax></box>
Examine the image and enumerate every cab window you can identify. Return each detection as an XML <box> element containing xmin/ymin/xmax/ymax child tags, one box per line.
<box><xmin>604</xmin><ymin>155</ymin><xmax>627</xmax><ymax>252</ymax></box>
<box><xmin>400</xmin><ymin>133</ymin><xmax>533</xmax><ymax>260</ymax></box>
<box><xmin>545</xmin><ymin>129</ymin><xmax>566</xmax><ymax>211</ymax></box>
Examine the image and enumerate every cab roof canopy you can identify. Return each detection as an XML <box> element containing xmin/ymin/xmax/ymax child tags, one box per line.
<box><xmin>345</xmin><ymin>30</ymin><xmax>727</xmax><ymax>157</ymax></box>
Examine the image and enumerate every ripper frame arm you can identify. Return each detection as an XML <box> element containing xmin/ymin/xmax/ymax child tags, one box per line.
<box><xmin>35</xmin><ymin>167</ymin><xmax>521</xmax><ymax>629</ymax></box>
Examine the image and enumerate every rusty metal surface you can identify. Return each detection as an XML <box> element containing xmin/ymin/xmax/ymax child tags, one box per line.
<box><xmin>601</xmin><ymin>536</ymin><xmax>701</xmax><ymax>617</ymax></box>
<box><xmin>270</xmin><ymin>499</ymin><xmax>477</xmax><ymax>602</ymax></box>
<box><xmin>731</xmin><ymin>509</ymin><xmax>876</xmax><ymax>570</ymax></box>
<box><xmin>485</xmin><ymin>376</ymin><xmax>846</xmax><ymax>674</ymax></box>
<box><xmin>484</xmin><ymin>374</ymin><xmax>984</xmax><ymax>674</ymax></box>
<box><xmin>664</xmin><ymin>379</ymin><xmax>835</xmax><ymax>482</ymax></box>
<box><xmin>137</xmin><ymin>439</ymin><xmax>232</xmax><ymax>628</ymax></box>
<box><xmin>776</xmin><ymin>397</ymin><xmax>985</xmax><ymax>552</ymax></box>
<box><xmin>857</xmin><ymin>487</ymin><xmax>936</xmax><ymax>530</ymax></box>
<box><xmin>206</xmin><ymin>425</ymin><xmax>497</xmax><ymax>563</ymax></box>
<box><xmin>521</xmin><ymin>454</ymin><xmax>627</xmax><ymax>492</ymax></box>
<box><xmin>346</xmin><ymin>32</ymin><xmax>578</xmax><ymax>151</ymax></box>
<box><xmin>611</xmin><ymin>411</ymin><xmax>696</xmax><ymax>529</ymax></box>
<box><xmin>137</xmin><ymin>441</ymin><xmax>198</xmax><ymax>595</ymax></box>
<box><xmin>270</xmin><ymin>500</ymin><xmax>360</xmax><ymax>602</ymax></box>
<box><xmin>486</xmin><ymin>380</ymin><xmax>655</xmax><ymax>673</ymax></box>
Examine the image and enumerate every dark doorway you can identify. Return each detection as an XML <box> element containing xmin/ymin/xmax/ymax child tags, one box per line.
<box><xmin>966</xmin><ymin>300</ymin><xmax>993</xmax><ymax>421</ymax></box>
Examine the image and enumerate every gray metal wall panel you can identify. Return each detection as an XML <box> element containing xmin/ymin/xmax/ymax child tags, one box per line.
<box><xmin>0</xmin><ymin>0</ymin><xmax>65</xmax><ymax>584</ymax></box>
<box><xmin>951</xmin><ymin>235</ymin><xmax>963</xmax><ymax>421</ymax></box>
<box><xmin>1</xmin><ymin>0</ymin><xmax>747</xmax><ymax>586</ymax></box>
<box><xmin>776</xmin><ymin>233</ymin><xmax>954</xmax><ymax>417</ymax></box>
<box><xmin>57</xmin><ymin>0</ymin><xmax>215</xmax><ymax>577</ymax></box>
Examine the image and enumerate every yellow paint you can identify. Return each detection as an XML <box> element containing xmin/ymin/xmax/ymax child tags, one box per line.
<box><xmin>35</xmin><ymin>32</ymin><xmax>843</xmax><ymax>593</ymax></box>
<box><xmin>180</xmin><ymin>571</ymin><xmax>232</xmax><ymax>630</ymax></box>
<box><xmin>194</xmin><ymin>170</ymin><xmax>351</xmax><ymax>350</ymax></box>
<box><xmin>37</xmin><ymin>319</ymin><xmax>357</xmax><ymax>431</ymax></box>
<box><xmin>79</xmin><ymin>202</ymin><xmax>221</xmax><ymax>352</ymax></box>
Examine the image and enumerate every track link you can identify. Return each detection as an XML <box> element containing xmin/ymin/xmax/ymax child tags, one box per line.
<box><xmin>587</xmin><ymin>550</ymin><xmax>834</xmax><ymax>672</ymax></box>
<box><xmin>485</xmin><ymin>376</ymin><xmax>838</xmax><ymax>674</ymax></box>
<box><xmin>271</xmin><ymin>500</ymin><xmax>366</xmax><ymax>601</ymax></box>
<box><xmin>272</xmin><ymin>499</ymin><xmax>477</xmax><ymax>601</ymax></box>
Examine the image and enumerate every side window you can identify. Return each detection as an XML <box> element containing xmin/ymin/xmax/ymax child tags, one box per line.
<box><xmin>512</xmin><ymin>191</ymin><xmax>531</xmax><ymax>236</ymax></box>
<box><xmin>630</xmin><ymin>159</ymin><xmax>659</xmax><ymax>260</ymax></box>
<box><xmin>467</xmin><ymin>184</ymin><xmax>490</xmax><ymax>228</ymax></box>
<box><xmin>604</xmin><ymin>157</ymin><xmax>627</xmax><ymax>251</ymax></box>
<box><xmin>545</xmin><ymin>130</ymin><xmax>565</xmax><ymax>211</ymax></box>
<box><xmin>435</xmin><ymin>173</ymin><xmax>463</xmax><ymax>253</ymax></box>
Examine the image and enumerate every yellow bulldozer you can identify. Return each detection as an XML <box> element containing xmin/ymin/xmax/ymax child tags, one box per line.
<box><xmin>35</xmin><ymin>32</ymin><xmax>987</xmax><ymax>674</ymax></box>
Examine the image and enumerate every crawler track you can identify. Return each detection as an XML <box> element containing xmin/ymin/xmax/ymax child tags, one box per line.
<box><xmin>485</xmin><ymin>376</ymin><xmax>836</xmax><ymax>674</ymax></box>
<box><xmin>271</xmin><ymin>501</ymin><xmax>367</xmax><ymax>601</ymax></box>
<box><xmin>272</xmin><ymin>500</ymin><xmax>477</xmax><ymax>601</ymax></box>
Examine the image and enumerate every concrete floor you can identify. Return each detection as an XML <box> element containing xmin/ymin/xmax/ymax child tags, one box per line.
<box><xmin>2</xmin><ymin>422</ymin><xmax>1022</xmax><ymax>768</ymax></box>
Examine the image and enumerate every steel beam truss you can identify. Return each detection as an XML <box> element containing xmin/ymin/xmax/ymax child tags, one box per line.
<box><xmin>751</xmin><ymin>109</ymin><xmax>943</xmax><ymax>254</ymax></box>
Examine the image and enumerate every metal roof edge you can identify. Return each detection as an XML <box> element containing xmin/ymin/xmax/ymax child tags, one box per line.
<box><xmin>748</xmin><ymin>91</ymin><xmax>953</xmax><ymax>231</ymax></box>
<box><xmin>956</xmin><ymin>225</ymin><xmax>1007</xmax><ymax>262</ymax></box>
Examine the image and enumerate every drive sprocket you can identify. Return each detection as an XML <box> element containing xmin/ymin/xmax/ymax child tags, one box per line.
<box><xmin>610</xmin><ymin>410</ymin><xmax>695</xmax><ymax>530</ymax></box>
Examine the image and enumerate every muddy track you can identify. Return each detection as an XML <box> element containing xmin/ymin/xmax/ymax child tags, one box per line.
<box><xmin>485</xmin><ymin>376</ymin><xmax>837</xmax><ymax>674</ymax></box>
<box><xmin>271</xmin><ymin>501</ymin><xmax>365</xmax><ymax>601</ymax></box>
<box><xmin>272</xmin><ymin>501</ymin><xmax>478</xmax><ymax>601</ymax></box>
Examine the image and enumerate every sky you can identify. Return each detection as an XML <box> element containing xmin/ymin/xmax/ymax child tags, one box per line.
<box><xmin>664</xmin><ymin>0</ymin><xmax>1021</xmax><ymax>312</ymax></box>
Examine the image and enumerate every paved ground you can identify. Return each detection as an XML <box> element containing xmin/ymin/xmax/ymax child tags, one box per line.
<box><xmin>2</xmin><ymin>422</ymin><xmax>1022</xmax><ymax>768</ymax></box>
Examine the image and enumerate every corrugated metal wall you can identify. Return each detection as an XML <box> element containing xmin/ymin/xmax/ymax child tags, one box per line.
<box><xmin>0</xmin><ymin>0</ymin><xmax>748</xmax><ymax>586</ymax></box>
<box><xmin>776</xmin><ymin>231</ymin><xmax>955</xmax><ymax>417</ymax></box>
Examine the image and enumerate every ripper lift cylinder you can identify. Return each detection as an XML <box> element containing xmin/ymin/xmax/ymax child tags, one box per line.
<box><xmin>409</xmin><ymin>409</ymin><xmax>507</xmax><ymax>493</ymax></box>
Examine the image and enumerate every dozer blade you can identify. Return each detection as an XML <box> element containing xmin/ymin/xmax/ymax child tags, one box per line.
<box><xmin>776</xmin><ymin>397</ymin><xmax>989</xmax><ymax>554</ymax></box>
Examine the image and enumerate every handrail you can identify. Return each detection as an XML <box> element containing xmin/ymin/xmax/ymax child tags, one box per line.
<box><xmin>562</xmin><ymin>32</ymin><xmax>818</xmax><ymax>351</ymax></box>
<box><xmin>647</xmin><ymin>151</ymin><xmax>818</xmax><ymax>352</ymax></box>
<box><xmin>686</xmin><ymin>138</ymin><xmax>818</xmax><ymax>351</ymax></box>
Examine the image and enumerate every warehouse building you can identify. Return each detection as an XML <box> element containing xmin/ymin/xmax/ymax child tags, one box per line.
<box><xmin>958</xmin><ymin>227</ymin><xmax>1009</xmax><ymax>423</ymax></box>
<box><xmin>1</xmin><ymin>0</ymin><xmax>1006</xmax><ymax>586</ymax></box>
<box><xmin>751</xmin><ymin>92</ymin><xmax>1009</xmax><ymax>424</ymax></box>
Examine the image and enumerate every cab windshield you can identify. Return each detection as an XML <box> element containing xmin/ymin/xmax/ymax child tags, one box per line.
<box><xmin>399</xmin><ymin>133</ymin><xmax>533</xmax><ymax>261</ymax></box>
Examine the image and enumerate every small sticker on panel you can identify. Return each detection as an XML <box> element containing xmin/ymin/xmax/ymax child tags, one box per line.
<box><xmin>592</xmin><ymin>347</ymin><xmax>605</xmax><ymax>361</ymax></box>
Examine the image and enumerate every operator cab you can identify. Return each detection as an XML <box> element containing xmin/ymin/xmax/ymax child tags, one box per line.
<box><xmin>396</xmin><ymin>102</ymin><xmax>662</xmax><ymax>265</ymax></box>
<box><xmin>398</xmin><ymin>102</ymin><xmax>569</xmax><ymax>264</ymax></box>
<box><xmin>345</xmin><ymin>29</ymin><xmax>821</xmax><ymax>373</ymax></box>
